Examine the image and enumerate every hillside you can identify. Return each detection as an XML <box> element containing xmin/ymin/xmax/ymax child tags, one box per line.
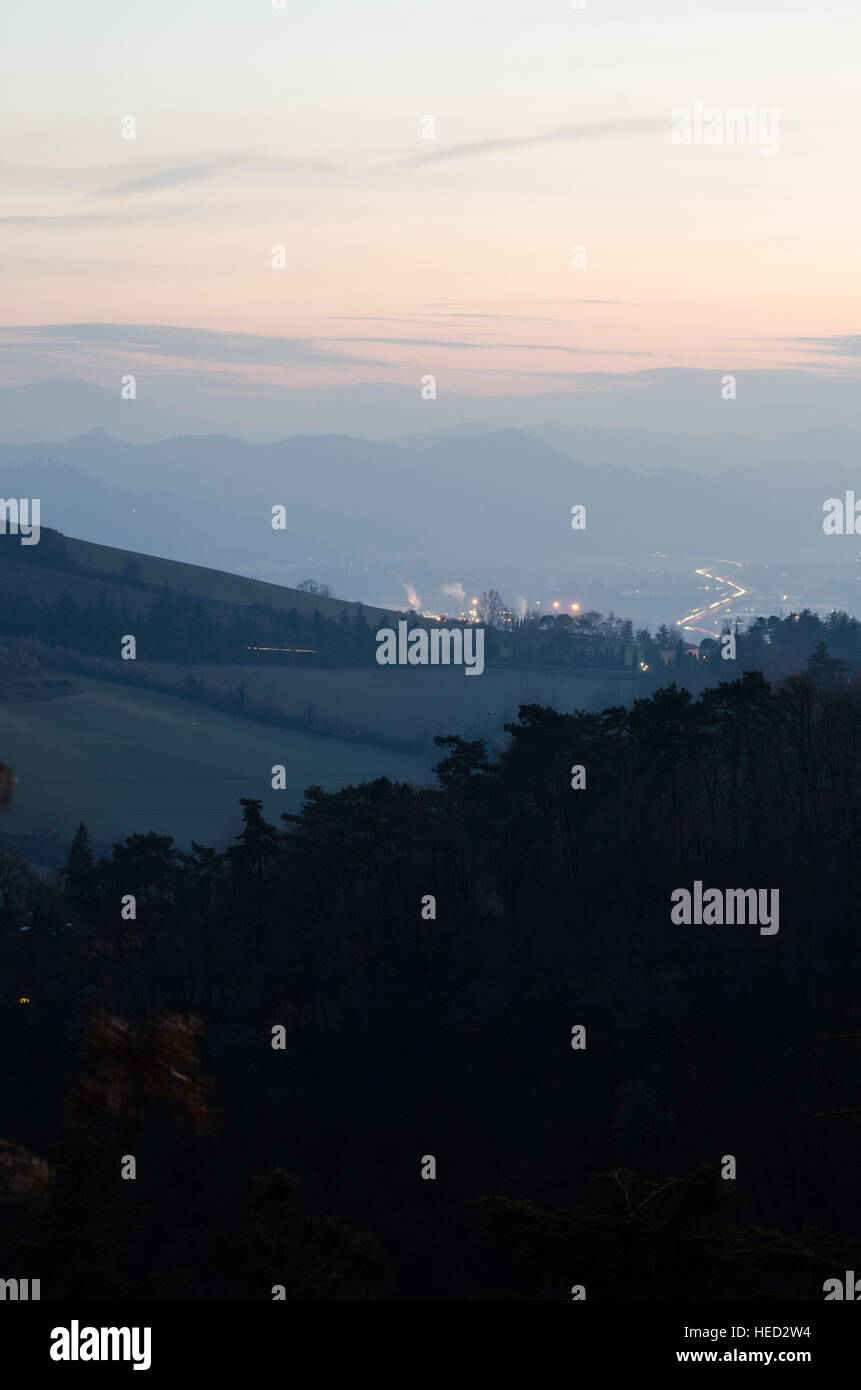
<box><xmin>0</xmin><ymin>525</ymin><xmax>397</xmax><ymax>625</ymax></box>
<box><xmin>0</xmin><ymin>673</ymin><xmax>427</xmax><ymax>846</ymax></box>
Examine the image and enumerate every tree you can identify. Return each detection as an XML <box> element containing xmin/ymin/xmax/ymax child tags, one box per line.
<box><xmin>226</xmin><ymin>799</ymin><xmax>282</xmax><ymax>956</ymax></box>
<box><xmin>48</xmin><ymin>1011</ymin><xmax>217</xmax><ymax>1298</ymax></box>
<box><xmin>0</xmin><ymin>849</ymin><xmax>42</xmax><ymax>933</ymax></box>
<box><xmin>14</xmin><ymin>1127</ymin><xmax>146</xmax><ymax>1299</ymax></box>
<box><xmin>478</xmin><ymin>589</ymin><xmax>505</xmax><ymax>628</ymax></box>
<box><xmin>807</xmin><ymin>639</ymin><xmax>847</xmax><ymax>688</ymax></box>
<box><xmin>64</xmin><ymin>822</ymin><xmax>95</xmax><ymax>909</ymax></box>
<box><xmin>297</xmin><ymin>579</ymin><xmax>334</xmax><ymax>598</ymax></box>
<box><xmin>216</xmin><ymin>1167</ymin><xmax>388</xmax><ymax>1299</ymax></box>
<box><xmin>432</xmin><ymin>734</ymin><xmax>492</xmax><ymax>797</ymax></box>
<box><xmin>575</xmin><ymin>610</ymin><xmax>603</xmax><ymax>634</ymax></box>
<box><xmin>475</xmin><ymin>1165</ymin><xmax>861</xmax><ymax>1299</ymax></box>
<box><xmin>108</xmin><ymin>832</ymin><xmax>180</xmax><ymax>915</ymax></box>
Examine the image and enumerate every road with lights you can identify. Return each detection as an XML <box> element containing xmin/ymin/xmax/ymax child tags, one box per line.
<box><xmin>676</xmin><ymin>564</ymin><xmax>749</xmax><ymax>638</ymax></box>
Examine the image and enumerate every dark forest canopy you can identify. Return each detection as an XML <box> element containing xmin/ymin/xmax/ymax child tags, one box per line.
<box><xmin>1</xmin><ymin>670</ymin><xmax>861</xmax><ymax>1297</ymax></box>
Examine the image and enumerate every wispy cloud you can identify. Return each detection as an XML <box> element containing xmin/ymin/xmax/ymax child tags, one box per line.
<box><xmin>533</xmin><ymin>299</ymin><xmax>638</xmax><ymax>306</ymax></box>
<box><xmin>401</xmin><ymin>117</ymin><xmax>665</xmax><ymax>166</ymax></box>
<box><xmin>782</xmin><ymin>335</ymin><xmax>861</xmax><ymax>358</ymax></box>
<box><xmin>0</xmin><ymin>212</ymin><xmax>147</xmax><ymax>227</ymax></box>
<box><xmin>89</xmin><ymin>152</ymin><xmax>344</xmax><ymax>200</ymax></box>
<box><xmin>0</xmin><ymin>324</ymin><xmax>392</xmax><ymax>371</ymax></box>
<box><xmin>333</xmin><ymin>335</ymin><xmax>651</xmax><ymax>357</ymax></box>
<box><xmin>323</xmin><ymin>310</ymin><xmax>629</xmax><ymax>328</ymax></box>
<box><xmin>0</xmin><ymin>203</ymin><xmax>231</xmax><ymax>228</ymax></box>
<box><xmin>91</xmin><ymin>157</ymin><xmax>249</xmax><ymax>199</ymax></box>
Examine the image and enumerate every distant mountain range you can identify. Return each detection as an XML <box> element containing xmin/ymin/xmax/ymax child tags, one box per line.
<box><xmin>3</xmin><ymin>370</ymin><xmax>861</xmax><ymax>441</ymax></box>
<box><xmin>0</xmin><ymin>425</ymin><xmax>856</xmax><ymax>588</ymax></box>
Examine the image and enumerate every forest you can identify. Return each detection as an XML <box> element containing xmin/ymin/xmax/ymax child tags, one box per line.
<box><xmin>1</xmin><ymin>669</ymin><xmax>860</xmax><ymax>1298</ymax></box>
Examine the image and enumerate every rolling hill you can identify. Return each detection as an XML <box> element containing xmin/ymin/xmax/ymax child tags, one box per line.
<box><xmin>0</xmin><ymin>672</ymin><xmax>429</xmax><ymax>847</ymax></box>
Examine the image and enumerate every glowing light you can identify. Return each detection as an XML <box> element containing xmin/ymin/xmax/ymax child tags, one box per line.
<box><xmin>552</xmin><ymin>600</ymin><xmax>560</xmax><ymax>609</ymax></box>
<box><xmin>18</xmin><ymin>997</ymin><xmax>29</xmax><ymax>1004</ymax></box>
<box><xmin>571</xmin><ymin>603</ymin><xmax>580</xmax><ymax>612</ymax></box>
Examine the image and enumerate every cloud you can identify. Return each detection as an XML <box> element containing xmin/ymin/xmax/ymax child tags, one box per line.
<box><xmin>453</xmin><ymin>365</ymin><xmax>652</xmax><ymax>381</ymax></box>
<box><xmin>401</xmin><ymin>117</ymin><xmax>666</xmax><ymax>166</ymax></box>
<box><xmin>0</xmin><ymin>203</ymin><xmax>230</xmax><ymax>228</ymax></box>
<box><xmin>0</xmin><ymin>212</ymin><xmax>149</xmax><ymax>227</ymax></box>
<box><xmin>89</xmin><ymin>153</ymin><xmax>344</xmax><ymax>200</ymax></box>
<box><xmin>0</xmin><ymin>324</ymin><xmax>393</xmax><ymax>371</ymax></box>
<box><xmin>323</xmin><ymin>310</ymin><xmax>630</xmax><ymax>328</ymax></box>
<box><xmin>423</xmin><ymin>312</ymin><xmax>607</xmax><ymax>324</ymax></box>
<box><xmin>782</xmin><ymin>336</ymin><xmax>861</xmax><ymax>358</ymax></box>
<box><xmin>0</xmin><ymin>323</ymin><xmax>653</xmax><ymax>393</ymax></box>
<box><xmin>0</xmin><ymin>159</ymin><xmax>136</xmax><ymax>191</ymax></box>
<box><xmin>91</xmin><ymin>158</ymin><xmax>248</xmax><ymax>199</ymax></box>
<box><xmin>334</xmin><ymin>335</ymin><xmax>651</xmax><ymax>357</ymax></box>
<box><xmin>534</xmin><ymin>299</ymin><xmax>638</xmax><ymax>306</ymax></box>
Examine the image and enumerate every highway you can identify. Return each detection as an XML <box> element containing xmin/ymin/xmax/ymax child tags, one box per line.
<box><xmin>676</xmin><ymin>563</ymin><xmax>749</xmax><ymax>638</ymax></box>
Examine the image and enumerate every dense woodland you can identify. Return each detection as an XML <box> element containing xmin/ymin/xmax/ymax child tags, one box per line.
<box><xmin>1</xmin><ymin>670</ymin><xmax>861</xmax><ymax>1297</ymax></box>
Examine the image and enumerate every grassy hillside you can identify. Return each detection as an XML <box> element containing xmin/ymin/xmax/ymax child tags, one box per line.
<box><xmin>0</xmin><ymin>674</ymin><xmax>428</xmax><ymax>847</ymax></box>
<box><xmin>132</xmin><ymin>660</ymin><xmax>635</xmax><ymax>742</ymax></box>
<box><xmin>0</xmin><ymin>526</ymin><xmax>399</xmax><ymax>626</ymax></box>
<box><xmin>62</xmin><ymin>536</ymin><xmax>396</xmax><ymax>622</ymax></box>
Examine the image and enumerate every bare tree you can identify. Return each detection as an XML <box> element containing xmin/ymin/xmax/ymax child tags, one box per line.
<box><xmin>478</xmin><ymin>589</ymin><xmax>504</xmax><ymax>628</ymax></box>
<box><xmin>297</xmin><ymin>579</ymin><xmax>335</xmax><ymax>598</ymax></box>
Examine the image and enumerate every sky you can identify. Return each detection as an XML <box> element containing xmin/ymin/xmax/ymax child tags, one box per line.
<box><xmin>2</xmin><ymin>0</ymin><xmax>861</xmax><ymax>404</ymax></box>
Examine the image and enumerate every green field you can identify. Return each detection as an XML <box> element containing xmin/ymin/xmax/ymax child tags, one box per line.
<box><xmin>0</xmin><ymin>675</ymin><xmax>429</xmax><ymax>848</ymax></box>
<box><xmin>135</xmin><ymin>661</ymin><xmax>636</xmax><ymax>743</ymax></box>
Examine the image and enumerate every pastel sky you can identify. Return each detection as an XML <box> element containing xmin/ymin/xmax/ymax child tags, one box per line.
<box><xmin>2</xmin><ymin>0</ymin><xmax>861</xmax><ymax>396</ymax></box>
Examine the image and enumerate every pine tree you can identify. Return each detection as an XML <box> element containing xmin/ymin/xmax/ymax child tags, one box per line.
<box><xmin>806</xmin><ymin>639</ymin><xmax>847</xmax><ymax>688</ymax></box>
<box><xmin>64</xmin><ymin>823</ymin><xmax>94</xmax><ymax>910</ymax></box>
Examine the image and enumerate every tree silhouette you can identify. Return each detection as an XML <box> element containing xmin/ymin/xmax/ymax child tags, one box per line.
<box><xmin>216</xmin><ymin>1167</ymin><xmax>388</xmax><ymax>1299</ymax></box>
<box><xmin>47</xmin><ymin>1010</ymin><xmax>217</xmax><ymax>1298</ymax></box>
<box><xmin>475</xmin><ymin>1165</ymin><xmax>861</xmax><ymax>1299</ymax></box>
